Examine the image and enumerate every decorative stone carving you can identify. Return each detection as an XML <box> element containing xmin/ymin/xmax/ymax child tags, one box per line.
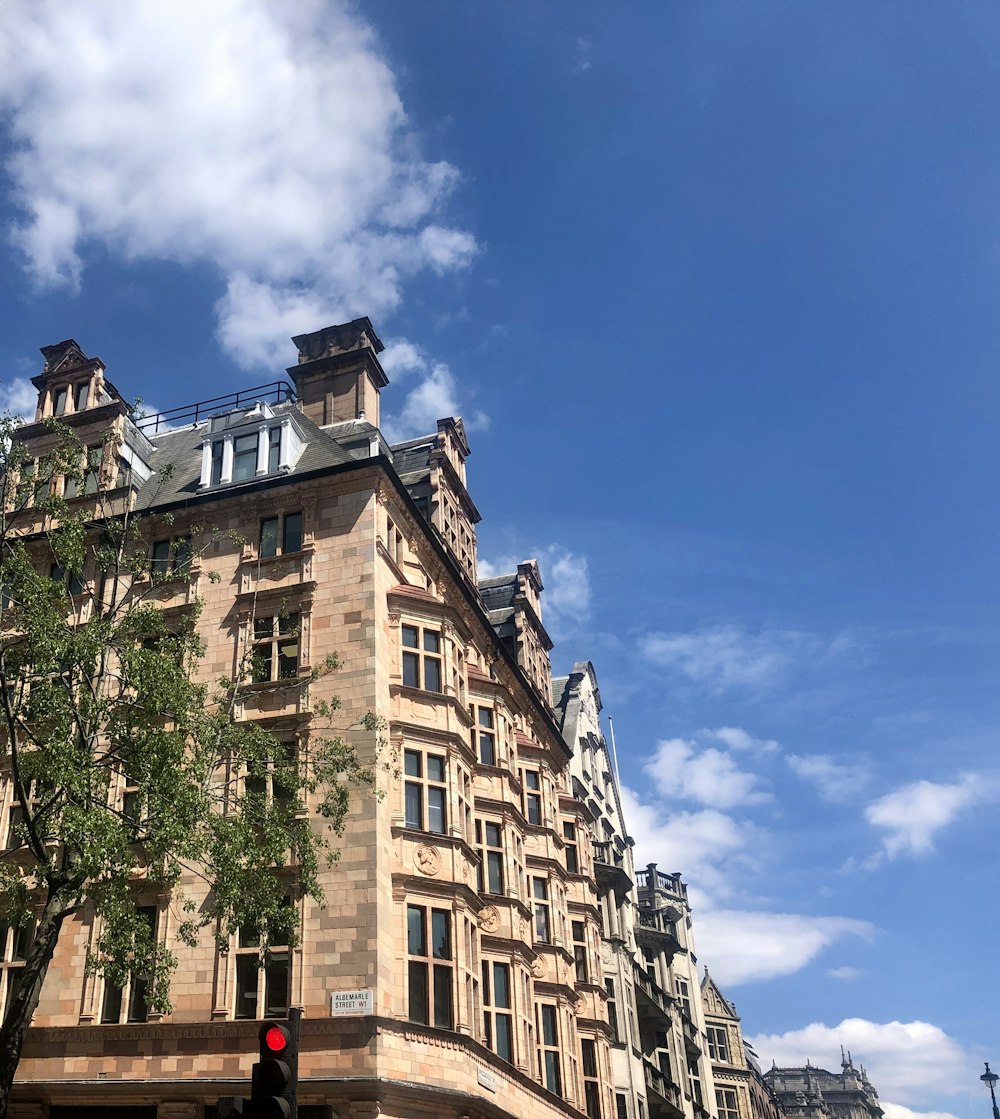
<box><xmin>479</xmin><ymin>906</ymin><xmax>500</xmax><ymax>933</ymax></box>
<box><xmin>415</xmin><ymin>845</ymin><xmax>440</xmax><ymax>877</ymax></box>
<box><xmin>531</xmin><ymin>957</ymin><xmax>547</xmax><ymax>980</ymax></box>
<box><xmin>601</xmin><ymin>941</ymin><xmax>614</xmax><ymax>965</ymax></box>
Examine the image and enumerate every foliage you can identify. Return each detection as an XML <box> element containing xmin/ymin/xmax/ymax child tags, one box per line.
<box><xmin>0</xmin><ymin>415</ymin><xmax>382</xmax><ymax>1109</ymax></box>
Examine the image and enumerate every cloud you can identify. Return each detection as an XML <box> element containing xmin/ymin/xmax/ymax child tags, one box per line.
<box><xmin>621</xmin><ymin>786</ymin><xmax>757</xmax><ymax>899</ymax></box>
<box><xmin>644</xmin><ymin>737</ymin><xmax>769</xmax><ymax>810</ymax></box>
<box><xmin>639</xmin><ymin>625</ymin><xmax>807</xmax><ymax>690</ymax></box>
<box><xmin>696</xmin><ymin>911</ymin><xmax>873</xmax><ymax>986</ymax></box>
<box><xmin>863</xmin><ymin>773</ymin><xmax>1000</xmax><ymax>864</ymax></box>
<box><xmin>478</xmin><ymin>546</ymin><xmax>592</xmax><ymax>629</ymax></box>
<box><xmin>707</xmin><ymin>726</ymin><xmax>779</xmax><ymax>754</ymax></box>
<box><xmin>380</xmin><ymin>338</ymin><xmax>488</xmax><ymax>443</ymax></box>
<box><xmin>826</xmin><ymin>965</ymin><xmax>864</xmax><ymax>980</ymax></box>
<box><xmin>0</xmin><ymin>0</ymin><xmax>477</xmax><ymax>370</ymax></box>
<box><xmin>881</xmin><ymin>1104</ymin><xmax>961</xmax><ymax>1119</ymax></box>
<box><xmin>0</xmin><ymin>378</ymin><xmax>37</xmax><ymax>421</ymax></box>
<box><xmin>749</xmin><ymin>1019</ymin><xmax>972</xmax><ymax>1107</ymax></box>
<box><xmin>787</xmin><ymin>753</ymin><xmax>871</xmax><ymax>802</ymax></box>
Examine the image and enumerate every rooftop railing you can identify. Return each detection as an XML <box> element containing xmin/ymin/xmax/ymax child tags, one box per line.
<box><xmin>133</xmin><ymin>381</ymin><xmax>296</xmax><ymax>434</ymax></box>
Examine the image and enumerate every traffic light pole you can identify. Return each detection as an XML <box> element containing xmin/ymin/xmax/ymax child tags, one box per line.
<box><xmin>288</xmin><ymin>1007</ymin><xmax>301</xmax><ymax>1119</ymax></box>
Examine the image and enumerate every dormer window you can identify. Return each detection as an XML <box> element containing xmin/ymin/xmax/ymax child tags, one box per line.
<box><xmin>199</xmin><ymin>415</ymin><xmax>302</xmax><ymax>490</ymax></box>
<box><xmin>74</xmin><ymin>381</ymin><xmax>89</xmax><ymax>411</ymax></box>
<box><xmin>53</xmin><ymin>387</ymin><xmax>68</xmax><ymax>417</ymax></box>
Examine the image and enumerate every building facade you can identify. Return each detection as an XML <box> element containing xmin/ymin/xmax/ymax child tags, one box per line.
<box><xmin>764</xmin><ymin>1060</ymin><xmax>883</xmax><ymax>1119</ymax></box>
<box><xmin>2</xmin><ymin>319</ymin><xmax>612</xmax><ymax>1119</ymax></box>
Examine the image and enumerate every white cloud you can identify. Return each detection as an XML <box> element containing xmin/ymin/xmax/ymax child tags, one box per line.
<box><xmin>707</xmin><ymin>726</ymin><xmax>779</xmax><ymax>754</ymax></box>
<box><xmin>696</xmin><ymin>911</ymin><xmax>873</xmax><ymax>986</ymax></box>
<box><xmin>477</xmin><ymin>546</ymin><xmax>592</xmax><ymax>629</ymax></box>
<box><xmin>0</xmin><ymin>378</ymin><xmax>37</xmax><ymax>421</ymax></box>
<box><xmin>621</xmin><ymin>786</ymin><xmax>756</xmax><ymax>899</ymax></box>
<box><xmin>787</xmin><ymin>753</ymin><xmax>871</xmax><ymax>802</ymax></box>
<box><xmin>881</xmin><ymin>1104</ymin><xmax>961</xmax><ymax>1119</ymax></box>
<box><xmin>827</xmin><ymin>965</ymin><xmax>864</xmax><ymax>980</ymax></box>
<box><xmin>640</xmin><ymin>625</ymin><xmax>802</xmax><ymax>689</ymax></box>
<box><xmin>749</xmin><ymin>1019</ymin><xmax>972</xmax><ymax>1107</ymax></box>
<box><xmin>380</xmin><ymin>338</ymin><xmax>488</xmax><ymax>443</ymax></box>
<box><xmin>864</xmin><ymin>773</ymin><xmax>1000</xmax><ymax>864</ymax></box>
<box><xmin>644</xmin><ymin>737</ymin><xmax>769</xmax><ymax>809</ymax></box>
<box><xmin>0</xmin><ymin>0</ymin><xmax>477</xmax><ymax>370</ymax></box>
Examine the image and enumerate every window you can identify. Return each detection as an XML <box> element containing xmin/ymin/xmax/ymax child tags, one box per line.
<box><xmin>582</xmin><ymin>1039</ymin><xmax>602</xmax><ymax>1119</ymax></box>
<box><xmin>606</xmin><ymin>978</ymin><xmax>620</xmax><ymax>1044</ymax></box>
<box><xmin>522</xmin><ymin>769</ymin><xmax>542</xmax><ymax>826</ymax></box>
<box><xmin>476</xmin><ymin>820</ymin><xmax>504</xmax><ymax>894</ymax></box>
<box><xmin>121</xmin><ymin>772</ymin><xmax>142</xmax><ymax>825</ymax></box>
<box><xmin>53</xmin><ymin>387</ymin><xmax>68</xmax><ymax>417</ymax></box>
<box><xmin>101</xmin><ymin>906</ymin><xmax>156</xmax><ymax>1023</ymax></box>
<box><xmin>573</xmin><ymin>921</ymin><xmax>588</xmax><ymax>983</ymax></box>
<box><xmin>150</xmin><ymin>536</ymin><xmax>191</xmax><ymax>577</ymax></box>
<box><xmin>707</xmin><ymin>1025</ymin><xmax>731</xmax><ymax>1063</ymax></box>
<box><xmin>259</xmin><ymin>512</ymin><xmax>303</xmax><ymax>558</ymax></box>
<box><xmin>232</xmin><ymin>433</ymin><xmax>258</xmax><ymax>482</ymax></box>
<box><xmin>210</xmin><ymin>440</ymin><xmax>224</xmax><ymax>486</ymax></box>
<box><xmin>268</xmin><ymin>426</ymin><xmax>282</xmax><ymax>473</ymax></box>
<box><xmin>563</xmin><ymin>821</ymin><xmax>579</xmax><ymax>873</ymax></box>
<box><xmin>473</xmin><ymin>705</ymin><xmax>496</xmax><ymax>766</ymax></box>
<box><xmin>245</xmin><ymin>741</ymin><xmax>297</xmax><ymax>812</ymax></box>
<box><xmin>537</xmin><ymin>1004</ymin><xmax>562</xmax><ymax>1095</ymax></box>
<box><xmin>234</xmin><ymin>914</ymin><xmax>290</xmax><ymax>1020</ymax></box>
<box><xmin>401</xmin><ymin>624</ymin><xmax>442</xmax><ymax>692</ymax></box>
<box><xmin>532</xmin><ymin>877</ymin><xmax>551</xmax><ymax>944</ymax></box>
<box><xmin>63</xmin><ymin>470</ymin><xmax>78</xmax><ymax>499</ymax></box>
<box><xmin>482</xmin><ymin>960</ymin><xmax>514</xmax><ymax>1063</ymax></box>
<box><xmin>252</xmin><ymin>612</ymin><xmax>299</xmax><ymax>682</ymax></box>
<box><xmin>74</xmin><ymin>381</ymin><xmax>89</xmax><ymax>411</ymax></box>
<box><xmin>84</xmin><ymin>446</ymin><xmax>102</xmax><ymax>494</ymax></box>
<box><xmin>49</xmin><ymin>562</ymin><xmax>84</xmax><ymax>598</ymax></box>
<box><xmin>0</xmin><ymin>920</ymin><xmax>33</xmax><ymax>1024</ymax></box>
<box><xmin>716</xmin><ymin>1088</ymin><xmax>740</xmax><ymax>1119</ymax></box>
<box><xmin>642</xmin><ymin>946</ymin><xmax>657</xmax><ymax>986</ymax></box>
<box><xmin>616</xmin><ymin>1094</ymin><xmax>630</xmax><ymax>1119</ymax></box>
<box><xmin>675</xmin><ymin>976</ymin><xmax>691</xmax><ymax>1016</ymax></box>
<box><xmin>407</xmin><ymin>904</ymin><xmax>453</xmax><ymax>1029</ymax></box>
<box><xmin>404</xmin><ymin>749</ymin><xmax>447</xmax><ymax>834</ymax></box>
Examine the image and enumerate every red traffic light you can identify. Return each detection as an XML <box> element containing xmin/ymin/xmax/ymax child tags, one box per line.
<box><xmin>260</xmin><ymin>1024</ymin><xmax>289</xmax><ymax>1055</ymax></box>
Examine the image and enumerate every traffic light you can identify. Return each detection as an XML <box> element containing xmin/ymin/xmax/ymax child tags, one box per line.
<box><xmin>250</xmin><ymin>1019</ymin><xmax>297</xmax><ymax>1118</ymax></box>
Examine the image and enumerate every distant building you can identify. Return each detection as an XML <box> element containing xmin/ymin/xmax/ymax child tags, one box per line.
<box><xmin>701</xmin><ymin>971</ymin><xmax>783</xmax><ymax>1119</ymax></box>
<box><xmin>764</xmin><ymin>1057</ymin><xmax>883</xmax><ymax>1119</ymax></box>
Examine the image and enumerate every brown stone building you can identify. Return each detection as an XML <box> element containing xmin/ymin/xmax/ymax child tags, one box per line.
<box><xmin>2</xmin><ymin>319</ymin><xmax>614</xmax><ymax>1119</ymax></box>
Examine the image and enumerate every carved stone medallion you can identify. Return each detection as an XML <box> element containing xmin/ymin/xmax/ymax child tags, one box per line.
<box><xmin>531</xmin><ymin>957</ymin><xmax>547</xmax><ymax>980</ymax></box>
<box><xmin>479</xmin><ymin>906</ymin><xmax>500</xmax><ymax>933</ymax></box>
<box><xmin>415</xmin><ymin>845</ymin><xmax>440</xmax><ymax>876</ymax></box>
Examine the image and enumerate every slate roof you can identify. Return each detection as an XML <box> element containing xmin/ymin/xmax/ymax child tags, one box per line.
<box><xmin>131</xmin><ymin>401</ymin><xmax>359</xmax><ymax>511</ymax></box>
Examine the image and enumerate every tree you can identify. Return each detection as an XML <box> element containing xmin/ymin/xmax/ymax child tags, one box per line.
<box><xmin>0</xmin><ymin>417</ymin><xmax>380</xmax><ymax>1116</ymax></box>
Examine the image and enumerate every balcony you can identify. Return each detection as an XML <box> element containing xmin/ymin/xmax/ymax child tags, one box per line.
<box><xmin>635</xmin><ymin>906</ymin><xmax>683</xmax><ymax>961</ymax></box>
<box><xmin>636</xmin><ymin>864</ymin><xmax>688</xmax><ymax>908</ymax></box>
<box><xmin>644</xmin><ymin>1058</ymin><xmax>686</xmax><ymax>1119</ymax></box>
<box><xmin>633</xmin><ymin>962</ymin><xmax>673</xmax><ymax>1034</ymax></box>
<box><xmin>593</xmin><ymin>840</ymin><xmax>632</xmax><ymax>900</ymax></box>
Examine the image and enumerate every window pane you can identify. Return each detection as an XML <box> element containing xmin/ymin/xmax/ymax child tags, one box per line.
<box><xmin>259</xmin><ymin>517</ymin><xmax>279</xmax><ymax>558</ymax></box>
<box><xmin>235</xmin><ymin>955</ymin><xmax>259</xmax><ymax>1019</ymax></box>
<box><xmin>53</xmin><ymin>388</ymin><xmax>67</xmax><ymax>416</ymax></box>
<box><xmin>485</xmin><ymin>822</ymin><xmax>501</xmax><ymax>845</ymax></box>
<box><xmin>211</xmin><ymin>442</ymin><xmax>224</xmax><ymax>485</ymax></box>
<box><xmin>404</xmin><ymin>751</ymin><xmax>422</xmax><ymax>778</ymax></box>
<box><xmin>423</xmin><ymin>630</ymin><xmax>440</xmax><ymax>653</ymax></box>
<box><xmin>233</xmin><ymin>434</ymin><xmax>258</xmax><ymax>480</ymax></box>
<box><xmin>433</xmin><ymin>965</ymin><xmax>453</xmax><ymax>1028</ymax></box>
<box><xmin>426</xmin><ymin>756</ymin><xmax>445</xmax><ymax>782</ymax></box>
<box><xmin>427</xmin><ymin>788</ymin><xmax>446</xmax><ymax>834</ymax></box>
<box><xmin>407</xmin><ymin>906</ymin><xmax>425</xmax><ymax>955</ymax></box>
<box><xmin>431</xmin><ymin>911</ymin><xmax>451</xmax><ymax>959</ymax></box>
<box><xmin>268</xmin><ymin>427</ymin><xmax>282</xmax><ymax>473</ymax></box>
<box><xmin>424</xmin><ymin>658</ymin><xmax>441</xmax><ymax>693</ymax></box>
<box><xmin>173</xmin><ymin>537</ymin><xmax>191</xmax><ymax>574</ymax></box>
<box><xmin>545</xmin><ymin>1050</ymin><xmax>562</xmax><ymax>1094</ymax></box>
<box><xmin>282</xmin><ymin>512</ymin><xmax>303</xmax><ymax>554</ymax></box>
<box><xmin>405</xmin><ymin>783</ymin><xmax>422</xmax><ymax>829</ymax></box>
<box><xmin>582</xmin><ymin>1038</ymin><xmax>598</xmax><ymax>1077</ymax></box>
<box><xmin>493</xmin><ymin>964</ymin><xmax>510</xmax><ymax>1008</ymax></box>
<box><xmin>402</xmin><ymin>625</ymin><xmax>419</xmax><ymax>648</ymax></box>
<box><xmin>151</xmin><ymin>541</ymin><xmax>171</xmax><ymax>574</ymax></box>
<box><xmin>264</xmin><ymin>952</ymin><xmax>289</xmax><ymax>1017</ymax></box>
<box><xmin>101</xmin><ymin>981</ymin><xmax>123</xmax><ymax>1023</ymax></box>
<box><xmin>408</xmin><ymin>961</ymin><xmax>428</xmax><ymax>1024</ymax></box>
<box><xmin>127</xmin><ymin>975</ymin><xmax>149</xmax><ymax>1022</ymax></box>
<box><xmin>542</xmin><ymin>1005</ymin><xmax>558</xmax><ymax>1045</ymax></box>
<box><xmin>487</xmin><ymin>852</ymin><xmax>503</xmax><ymax>894</ymax></box>
<box><xmin>74</xmin><ymin>381</ymin><xmax>89</xmax><ymax>410</ymax></box>
<box><xmin>496</xmin><ymin>1013</ymin><xmax>514</xmax><ymax>1062</ymax></box>
<box><xmin>402</xmin><ymin>652</ymin><xmax>420</xmax><ymax>688</ymax></box>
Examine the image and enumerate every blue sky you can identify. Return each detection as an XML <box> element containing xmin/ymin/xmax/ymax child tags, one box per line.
<box><xmin>0</xmin><ymin>2</ymin><xmax>998</xmax><ymax>1117</ymax></box>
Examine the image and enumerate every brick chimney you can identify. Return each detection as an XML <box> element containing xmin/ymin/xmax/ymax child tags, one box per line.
<box><xmin>287</xmin><ymin>317</ymin><xmax>388</xmax><ymax>429</ymax></box>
